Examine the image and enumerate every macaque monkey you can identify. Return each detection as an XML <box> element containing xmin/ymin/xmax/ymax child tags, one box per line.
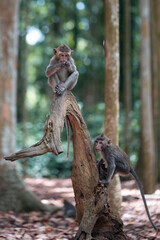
<box><xmin>45</xmin><ymin>44</ymin><xmax>78</xmax><ymax>159</ymax></box>
<box><xmin>94</xmin><ymin>134</ymin><xmax>159</xmax><ymax>232</ymax></box>
<box><xmin>45</xmin><ymin>44</ymin><xmax>79</xmax><ymax>95</ymax></box>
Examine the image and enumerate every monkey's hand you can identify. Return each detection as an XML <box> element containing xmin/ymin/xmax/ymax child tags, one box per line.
<box><xmin>55</xmin><ymin>84</ymin><xmax>66</xmax><ymax>95</ymax></box>
<box><xmin>60</xmin><ymin>62</ymin><xmax>66</xmax><ymax>68</ymax></box>
<box><xmin>65</xmin><ymin>61</ymin><xmax>70</xmax><ymax>68</ymax></box>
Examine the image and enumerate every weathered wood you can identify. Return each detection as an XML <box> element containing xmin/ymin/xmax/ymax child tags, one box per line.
<box><xmin>4</xmin><ymin>91</ymin><xmax>130</xmax><ymax>239</ymax></box>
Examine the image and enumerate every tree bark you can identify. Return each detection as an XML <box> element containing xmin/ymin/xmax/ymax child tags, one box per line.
<box><xmin>140</xmin><ymin>0</ymin><xmax>156</xmax><ymax>193</ymax></box>
<box><xmin>5</xmin><ymin>91</ymin><xmax>130</xmax><ymax>239</ymax></box>
<box><xmin>104</xmin><ymin>0</ymin><xmax>122</xmax><ymax>218</ymax></box>
<box><xmin>0</xmin><ymin>0</ymin><xmax>58</xmax><ymax>212</ymax></box>
<box><xmin>150</xmin><ymin>0</ymin><xmax>160</xmax><ymax>180</ymax></box>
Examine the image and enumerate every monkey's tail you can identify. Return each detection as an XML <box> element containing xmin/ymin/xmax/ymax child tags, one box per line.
<box><xmin>130</xmin><ymin>167</ymin><xmax>159</xmax><ymax>231</ymax></box>
<box><xmin>65</xmin><ymin>116</ymin><xmax>70</xmax><ymax>160</ymax></box>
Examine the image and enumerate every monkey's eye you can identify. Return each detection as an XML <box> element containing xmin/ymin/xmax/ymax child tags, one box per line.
<box><xmin>60</xmin><ymin>54</ymin><xmax>64</xmax><ymax>57</ymax></box>
<box><xmin>65</xmin><ymin>54</ymin><xmax>69</xmax><ymax>57</ymax></box>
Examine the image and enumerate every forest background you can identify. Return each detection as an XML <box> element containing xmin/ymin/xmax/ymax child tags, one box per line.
<box><xmin>1</xmin><ymin>0</ymin><xmax>160</xmax><ymax>191</ymax></box>
<box><xmin>15</xmin><ymin>0</ymin><xmax>160</xmax><ymax>190</ymax></box>
<box><xmin>0</xmin><ymin>0</ymin><xmax>160</xmax><ymax>238</ymax></box>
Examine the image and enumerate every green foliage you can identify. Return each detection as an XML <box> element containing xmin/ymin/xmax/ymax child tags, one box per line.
<box><xmin>16</xmin><ymin>102</ymin><xmax>105</xmax><ymax>178</ymax></box>
<box><xmin>16</xmin><ymin>100</ymin><xmax>141</xmax><ymax>178</ymax></box>
<box><xmin>19</xmin><ymin>0</ymin><xmax>105</xmax><ymax>108</ymax></box>
<box><xmin>17</xmin><ymin>0</ymin><xmax>142</xmax><ymax>178</ymax></box>
<box><xmin>16</xmin><ymin>121</ymin><xmax>73</xmax><ymax>178</ymax></box>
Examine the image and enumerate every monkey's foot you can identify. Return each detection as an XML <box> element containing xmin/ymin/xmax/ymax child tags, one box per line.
<box><xmin>99</xmin><ymin>180</ymin><xmax>109</xmax><ymax>186</ymax></box>
<box><xmin>55</xmin><ymin>85</ymin><xmax>66</xmax><ymax>95</ymax></box>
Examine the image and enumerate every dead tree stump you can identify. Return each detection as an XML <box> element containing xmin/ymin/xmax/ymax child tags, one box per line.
<box><xmin>5</xmin><ymin>91</ymin><xmax>130</xmax><ymax>240</ymax></box>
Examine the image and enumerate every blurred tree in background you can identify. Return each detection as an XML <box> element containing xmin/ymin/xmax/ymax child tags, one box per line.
<box><xmin>150</xmin><ymin>0</ymin><xmax>160</xmax><ymax>182</ymax></box>
<box><xmin>139</xmin><ymin>0</ymin><xmax>156</xmax><ymax>193</ymax></box>
<box><xmin>14</xmin><ymin>0</ymin><xmax>160</xmax><ymax>192</ymax></box>
<box><xmin>104</xmin><ymin>0</ymin><xmax>122</xmax><ymax>218</ymax></box>
<box><xmin>0</xmin><ymin>0</ymin><xmax>54</xmax><ymax>212</ymax></box>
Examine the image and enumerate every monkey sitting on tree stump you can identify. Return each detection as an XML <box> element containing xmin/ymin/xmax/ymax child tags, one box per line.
<box><xmin>45</xmin><ymin>44</ymin><xmax>79</xmax><ymax>95</ymax></box>
<box><xmin>45</xmin><ymin>44</ymin><xmax>79</xmax><ymax>159</ymax></box>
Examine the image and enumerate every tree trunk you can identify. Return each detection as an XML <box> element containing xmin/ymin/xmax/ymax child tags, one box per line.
<box><xmin>5</xmin><ymin>91</ymin><xmax>130</xmax><ymax>240</ymax></box>
<box><xmin>104</xmin><ymin>0</ymin><xmax>122</xmax><ymax>218</ymax></box>
<box><xmin>140</xmin><ymin>0</ymin><xmax>156</xmax><ymax>193</ymax></box>
<box><xmin>122</xmin><ymin>0</ymin><xmax>131</xmax><ymax>155</ymax></box>
<box><xmin>0</xmin><ymin>0</ymin><xmax>58</xmax><ymax>212</ymax></box>
<box><xmin>150</xmin><ymin>0</ymin><xmax>160</xmax><ymax>180</ymax></box>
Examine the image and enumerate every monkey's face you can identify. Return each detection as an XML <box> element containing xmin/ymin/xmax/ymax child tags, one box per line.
<box><xmin>94</xmin><ymin>139</ymin><xmax>103</xmax><ymax>152</ymax></box>
<box><xmin>94</xmin><ymin>136</ymin><xmax>111</xmax><ymax>152</ymax></box>
<box><xmin>58</xmin><ymin>52</ymin><xmax>70</xmax><ymax>62</ymax></box>
<box><xmin>54</xmin><ymin>48</ymin><xmax>71</xmax><ymax>62</ymax></box>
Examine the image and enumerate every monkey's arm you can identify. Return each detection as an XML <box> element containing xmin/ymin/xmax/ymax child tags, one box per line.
<box><xmin>45</xmin><ymin>58</ymin><xmax>64</xmax><ymax>77</ymax></box>
<box><xmin>65</xmin><ymin>58</ymin><xmax>76</xmax><ymax>73</ymax></box>
<box><xmin>55</xmin><ymin>64</ymin><xmax>79</xmax><ymax>95</ymax></box>
<box><xmin>99</xmin><ymin>157</ymin><xmax>116</xmax><ymax>184</ymax></box>
<box><xmin>97</xmin><ymin>159</ymin><xmax>108</xmax><ymax>180</ymax></box>
<box><xmin>97</xmin><ymin>159</ymin><xmax>104</xmax><ymax>173</ymax></box>
<box><xmin>64</xmin><ymin>69</ymin><xmax>79</xmax><ymax>90</ymax></box>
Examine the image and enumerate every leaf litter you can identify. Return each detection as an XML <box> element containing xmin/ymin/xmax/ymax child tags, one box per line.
<box><xmin>0</xmin><ymin>178</ymin><xmax>159</xmax><ymax>240</ymax></box>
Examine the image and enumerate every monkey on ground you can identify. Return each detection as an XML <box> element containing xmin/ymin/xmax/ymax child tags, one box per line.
<box><xmin>94</xmin><ymin>134</ymin><xmax>159</xmax><ymax>232</ymax></box>
<box><xmin>45</xmin><ymin>44</ymin><xmax>79</xmax><ymax>95</ymax></box>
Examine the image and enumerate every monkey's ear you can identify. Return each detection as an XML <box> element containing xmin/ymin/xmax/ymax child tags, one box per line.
<box><xmin>53</xmin><ymin>48</ymin><xmax>58</xmax><ymax>55</ymax></box>
<box><xmin>108</xmin><ymin>139</ymin><xmax>111</xmax><ymax>145</ymax></box>
<box><xmin>71</xmin><ymin>50</ymin><xmax>74</xmax><ymax>55</ymax></box>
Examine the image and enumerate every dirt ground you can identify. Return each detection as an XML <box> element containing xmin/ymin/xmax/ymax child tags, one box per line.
<box><xmin>0</xmin><ymin>178</ymin><xmax>159</xmax><ymax>240</ymax></box>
